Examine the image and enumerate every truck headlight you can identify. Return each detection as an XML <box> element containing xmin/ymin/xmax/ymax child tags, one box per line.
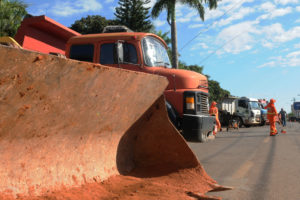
<box><xmin>186</xmin><ymin>97</ymin><xmax>195</xmax><ymax>110</ymax></box>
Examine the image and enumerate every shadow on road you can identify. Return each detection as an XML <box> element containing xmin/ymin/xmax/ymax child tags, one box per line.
<box><xmin>217</xmin><ymin>134</ymin><xmax>267</xmax><ymax>139</ymax></box>
<box><xmin>201</xmin><ymin>134</ymin><xmax>245</xmax><ymax>163</ymax></box>
<box><xmin>252</xmin><ymin>136</ymin><xmax>277</xmax><ymax>199</ymax></box>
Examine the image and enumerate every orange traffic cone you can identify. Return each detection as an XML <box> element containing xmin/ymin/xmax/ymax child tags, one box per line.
<box><xmin>280</xmin><ymin>122</ymin><xmax>287</xmax><ymax>134</ymax></box>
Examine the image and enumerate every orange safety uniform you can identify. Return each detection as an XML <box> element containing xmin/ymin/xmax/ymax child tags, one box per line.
<box><xmin>209</xmin><ymin>101</ymin><xmax>221</xmax><ymax>135</ymax></box>
<box><xmin>264</xmin><ymin>99</ymin><xmax>278</xmax><ymax>136</ymax></box>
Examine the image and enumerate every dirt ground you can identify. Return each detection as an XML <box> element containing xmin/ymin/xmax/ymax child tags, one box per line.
<box><xmin>0</xmin><ymin>166</ymin><xmax>227</xmax><ymax>200</ymax></box>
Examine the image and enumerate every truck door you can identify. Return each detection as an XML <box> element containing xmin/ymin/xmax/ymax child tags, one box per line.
<box><xmin>98</xmin><ymin>42</ymin><xmax>142</xmax><ymax>72</ymax></box>
<box><xmin>237</xmin><ymin>99</ymin><xmax>250</xmax><ymax>120</ymax></box>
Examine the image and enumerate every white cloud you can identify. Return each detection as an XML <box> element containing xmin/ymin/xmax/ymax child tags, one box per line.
<box><xmin>258</xmin><ymin>61</ymin><xmax>277</xmax><ymax>68</ymax></box>
<box><xmin>294</xmin><ymin>43</ymin><xmax>300</xmax><ymax>48</ymax></box>
<box><xmin>188</xmin><ymin>24</ymin><xmax>204</xmax><ymax>29</ymax></box>
<box><xmin>282</xmin><ymin>48</ymin><xmax>290</xmax><ymax>52</ymax></box>
<box><xmin>50</xmin><ymin>0</ymin><xmax>102</xmax><ymax>17</ymax></box>
<box><xmin>287</xmin><ymin>51</ymin><xmax>300</xmax><ymax>58</ymax></box>
<box><xmin>262</xmin><ymin>23</ymin><xmax>300</xmax><ymax>43</ymax></box>
<box><xmin>274</xmin><ymin>0</ymin><xmax>299</xmax><ymax>5</ymax></box>
<box><xmin>216</xmin><ymin>21</ymin><xmax>259</xmax><ymax>54</ymax></box>
<box><xmin>285</xmin><ymin>51</ymin><xmax>300</xmax><ymax>67</ymax></box>
<box><xmin>217</xmin><ymin>7</ymin><xmax>255</xmax><ymax>27</ymax></box>
<box><xmin>258</xmin><ymin>51</ymin><xmax>300</xmax><ymax>68</ymax></box>
<box><xmin>203</xmin><ymin>9</ymin><xmax>224</xmax><ymax>21</ymax></box>
<box><xmin>213</xmin><ymin>19</ymin><xmax>300</xmax><ymax>55</ymax></box>
<box><xmin>202</xmin><ymin>0</ymin><xmax>255</xmax><ymax>23</ymax></box>
<box><xmin>296</xmin><ymin>6</ymin><xmax>300</xmax><ymax>11</ymax></box>
<box><xmin>191</xmin><ymin>42</ymin><xmax>209</xmax><ymax>50</ymax></box>
<box><xmin>218</xmin><ymin>0</ymin><xmax>255</xmax><ymax>11</ymax></box>
<box><xmin>271</xmin><ymin>7</ymin><xmax>293</xmax><ymax>18</ymax></box>
<box><xmin>262</xmin><ymin>41</ymin><xmax>275</xmax><ymax>48</ymax></box>
<box><xmin>105</xmin><ymin>0</ymin><xmax>114</xmax><ymax>3</ymax></box>
<box><xmin>29</xmin><ymin>3</ymin><xmax>50</xmax><ymax>16</ymax></box>
<box><xmin>260</xmin><ymin>2</ymin><xmax>276</xmax><ymax>12</ymax></box>
<box><xmin>153</xmin><ymin>19</ymin><xmax>166</xmax><ymax>27</ymax></box>
<box><xmin>178</xmin><ymin>11</ymin><xmax>198</xmax><ymax>23</ymax></box>
<box><xmin>257</xmin><ymin>6</ymin><xmax>292</xmax><ymax>21</ymax></box>
<box><xmin>262</xmin><ymin>23</ymin><xmax>284</xmax><ymax>38</ymax></box>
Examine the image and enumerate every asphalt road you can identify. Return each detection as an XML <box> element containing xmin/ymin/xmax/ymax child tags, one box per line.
<box><xmin>188</xmin><ymin>122</ymin><xmax>300</xmax><ymax>200</ymax></box>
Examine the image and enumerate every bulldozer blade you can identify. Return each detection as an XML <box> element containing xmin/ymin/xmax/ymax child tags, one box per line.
<box><xmin>0</xmin><ymin>45</ymin><xmax>228</xmax><ymax>198</ymax></box>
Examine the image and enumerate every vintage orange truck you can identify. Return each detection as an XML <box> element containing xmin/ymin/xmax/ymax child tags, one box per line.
<box><xmin>14</xmin><ymin>16</ymin><xmax>216</xmax><ymax>142</ymax></box>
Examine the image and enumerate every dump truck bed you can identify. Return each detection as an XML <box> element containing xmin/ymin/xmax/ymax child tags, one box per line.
<box><xmin>218</xmin><ymin>97</ymin><xmax>238</xmax><ymax>114</ymax></box>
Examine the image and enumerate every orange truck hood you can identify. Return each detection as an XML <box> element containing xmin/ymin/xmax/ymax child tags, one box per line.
<box><xmin>151</xmin><ymin>67</ymin><xmax>209</xmax><ymax>92</ymax></box>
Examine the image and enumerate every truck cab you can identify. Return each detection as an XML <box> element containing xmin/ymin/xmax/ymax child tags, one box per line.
<box><xmin>65</xmin><ymin>27</ymin><xmax>215</xmax><ymax>142</ymax></box>
<box><xmin>236</xmin><ymin>97</ymin><xmax>261</xmax><ymax>127</ymax></box>
<box><xmin>258</xmin><ymin>99</ymin><xmax>268</xmax><ymax>125</ymax></box>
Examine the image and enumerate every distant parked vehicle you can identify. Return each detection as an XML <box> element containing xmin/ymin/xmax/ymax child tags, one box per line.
<box><xmin>258</xmin><ymin>99</ymin><xmax>268</xmax><ymax>126</ymax></box>
<box><xmin>291</xmin><ymin>102</ymin><xmax>300</xmax><ymax>121</ymax></box>
<box><xmin>218</xmin><ymin>96</ymin><xmax>261</xmax><ymax>128</ymax></box>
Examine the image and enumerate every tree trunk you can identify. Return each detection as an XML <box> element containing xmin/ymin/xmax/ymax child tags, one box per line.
<box><xmin>171</xmin><ymin>5</ymin><xmax>178</xmax><ymax>69</ymax></box>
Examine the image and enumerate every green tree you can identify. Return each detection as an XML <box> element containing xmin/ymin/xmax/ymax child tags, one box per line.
<box><xmin>179</xmin><ymin>62</ymin><xmax>230</xmax><ymax>103</ymax></box>
<box><xmin>115</xmin><ymin>0</ymin><xmax>153</xmax><ymax>32</ymax></box>
<box><xmin>179</xmin><ymin>61</ymin><xmax>203</xmax><ymax>74</ymax></box>
<box><xmin>70</xmin><ymin>15</ymin><xmax>117</xmax><ymax>34</ymax></box>
<box><xmin>208</xmin><ymin>79</ymin><xmax>230</xmax><ymax>103</ymax></box>
<box><xmin>152</xmin><ymin>0</ymin><xmax>218</xmax><ymax>69</ymax></box>
<box><xmin>152</xmin><ymin>30</ymin><xmax>171</xmax><ymax>46</ymax></box>
<box><xmin>0</xmin><ymin>0</ymin><xmax>27</xmax><ymax>37</ymax></box>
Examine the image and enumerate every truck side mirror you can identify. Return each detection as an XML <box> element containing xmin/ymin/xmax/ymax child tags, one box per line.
<box><xmin>115</xmin><ymin>41</ymin><xmax>124</xmax><ymax>64</ymax></box>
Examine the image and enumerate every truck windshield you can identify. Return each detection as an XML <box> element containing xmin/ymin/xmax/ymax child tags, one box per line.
<box><xmin>142</xmin><ymin>36</ymin><xmax>171</xmax><ymax>68</ymax></box>
<box><xmin>249</xmin><ymin>101</ymin><xmax>260</xmax><ymax>109</ymax></box>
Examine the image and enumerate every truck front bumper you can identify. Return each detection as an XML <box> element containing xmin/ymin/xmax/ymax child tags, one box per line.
<box><xmin>244</xmin><ymin>117</ymin><xmax>261</xmax><ymax>125</ymax></box>
<box><xmin>182</xmin><ymin>114</ymin><xmax>215</xmax><ymax>140</ymax></box>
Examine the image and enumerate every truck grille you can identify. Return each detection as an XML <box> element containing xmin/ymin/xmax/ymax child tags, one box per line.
<box><xmin>197</xmin><ymin>93</ymin><xmax>209</xmax><ymax>114</ymax></box>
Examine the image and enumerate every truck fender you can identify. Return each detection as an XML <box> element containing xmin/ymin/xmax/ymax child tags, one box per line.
<box><xmin>165</xmin><ymin>101</ymin><xmax>180</xmax><ymax>129</ymax></box>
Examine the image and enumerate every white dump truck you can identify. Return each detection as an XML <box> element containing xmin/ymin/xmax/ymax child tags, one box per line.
<box><xmin>217</xmin><ymin>96</ymin><xmax>262</xmax><ymax>127</ymax></box>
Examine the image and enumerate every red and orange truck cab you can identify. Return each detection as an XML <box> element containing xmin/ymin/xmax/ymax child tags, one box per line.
<box><xmin>65</xmin><ymin>28</ymin><xmax>215</xmax><ymax>142</ymax></box>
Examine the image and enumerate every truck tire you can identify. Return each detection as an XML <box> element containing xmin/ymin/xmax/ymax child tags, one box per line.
<box><xmin>234</xmin><ymin>116</ymin><xmax>243</xmax><ymax>128</ymax></box>
<box><xmin>198</xmin><ymin>131</ymin><xmax>208</xmax><ymax>143</ymax></box>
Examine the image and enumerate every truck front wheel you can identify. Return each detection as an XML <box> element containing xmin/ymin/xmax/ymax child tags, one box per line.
<box><xmin>234</xmin><ymin>116</ymin><xmax>243</xmax><ymax>128</ymax></box>
<box><xmin>198</xmin><ymin>131</ymin><xmax>210</xmax><ymax>142</ymax></box>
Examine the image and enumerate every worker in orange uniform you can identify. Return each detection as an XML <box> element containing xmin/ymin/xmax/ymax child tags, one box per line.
<box><xmin>264</xmin><ymin>99</ymin><xmax>278</xmax><ymax>136</ymax></box>
<box><xmin>209</xmin><ymin>101</ymin><xmax>221</xmax><ymax>135</ymax></box>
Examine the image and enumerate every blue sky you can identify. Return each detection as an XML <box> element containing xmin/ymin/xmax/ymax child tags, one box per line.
<box><xmin>24</xmin><ymin>0</ymin><xmax>300</xmax><ymax>112</ymax></box>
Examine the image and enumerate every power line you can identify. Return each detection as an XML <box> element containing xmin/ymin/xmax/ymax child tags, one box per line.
<box><xmin>198</xmin><ymin>31</ymin><xmax>246</xmax><ymax>65</ymax></box>
<box><xmin>197</xmin><ymin>1</ymin><xmax>284</xmax><ymax>65</ymax></box>
<box><xmin>179</xmin><ymin>0</ymin><xmax>246</xmax><ymax>53</ymax></box>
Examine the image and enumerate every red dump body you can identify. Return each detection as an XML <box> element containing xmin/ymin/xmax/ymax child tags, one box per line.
<box><xmin>14</xmin><ymin>15</ymin><xmax>80</xmax><ymax>54</ymax></box>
